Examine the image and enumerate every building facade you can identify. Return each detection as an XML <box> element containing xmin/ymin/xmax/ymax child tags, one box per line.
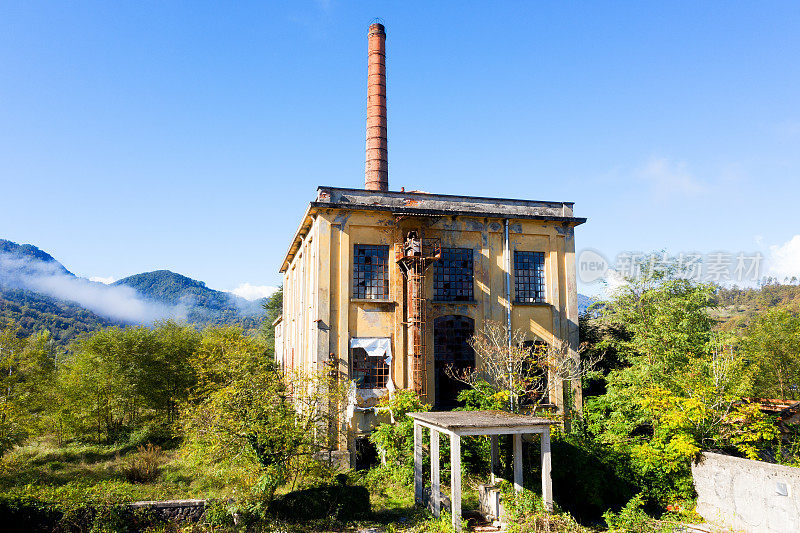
<box><xmin>273</xmin><ymin>23</ymin><xmax>587</xmax><ymax>453</ymax></box>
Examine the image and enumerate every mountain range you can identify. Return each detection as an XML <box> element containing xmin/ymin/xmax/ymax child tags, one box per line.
<box><xmin>0</xmin><ymin>239</ymin><xmax>265</xmax><ymax>343</ymax></box>
<box><xmin>1</xmin><ymin>238</ymin><xmax>596</xmax><ymax>345</ymax></box>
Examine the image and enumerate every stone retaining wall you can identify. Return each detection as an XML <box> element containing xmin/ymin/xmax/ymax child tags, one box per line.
<box><xmin>692</xmin><ymin>452</ymin><xmax>800</xmax><ymax>533</ymax></box>
<box><xmin>128</xmin><ymin>499</ymin><xmax>206</xmax><ymax>523</ymax></box>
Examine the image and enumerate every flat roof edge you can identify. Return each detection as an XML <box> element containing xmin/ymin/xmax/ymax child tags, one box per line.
<box><xmin>317</xmin><ymin>185</ymin><xmax>576</xmax><ymax>207</ymax></box>
<box><xmin>310</xmin><ymin>202</ymin><xmax>587</xmax><ymax>225</ymax></box>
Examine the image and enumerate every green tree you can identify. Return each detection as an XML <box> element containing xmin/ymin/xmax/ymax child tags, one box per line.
<box><xmin>59</xmin><ymin>322</ymin><xmax>201</xmax><ymax>443</ymax></box>
<box><xmin>181</xmin><ymin>357</ymin><xmax>348</xmax><ymax>500</ymax></box>
<box><xmin>740</xmin><ymin>307</ymin><xmax>800</xmax><ymax>400</ymax></box>
<box><xmin>0</xmin><ymin>323</ymin><xmax>28</xmax><ymax>454</ymax></box>
<box><xmin>586</xmin><ymin>272</ymin><xmax>776</xmax><ymax>503</ymax></box>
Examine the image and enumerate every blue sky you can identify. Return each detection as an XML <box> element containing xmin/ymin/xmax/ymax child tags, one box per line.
<box><xmin>1</xmin><ymin>1</ymin><xmax>799</xmax><ymax>298</ymax></box>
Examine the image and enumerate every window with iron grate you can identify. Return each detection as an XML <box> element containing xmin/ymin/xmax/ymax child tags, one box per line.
<box><xmin>353</xmin><ymin>244</ymin><xmax>389</xmax><ymax>299</ymax></box>
<box><xmin>514</xmin><ymin>251</ymin><xmax>545</xmax><ymax>303</ymax></box>
<box><xmin>433</xmin><ymin>248</ymin><xmax>474</xmax><ymax>301</ymax></box>
<box><xmin>351</xmin><ymin>347</ymin><xmax>389</xmax><ymax>388</ymax></box>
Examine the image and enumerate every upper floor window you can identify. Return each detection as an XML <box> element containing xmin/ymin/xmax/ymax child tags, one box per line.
<box><xmin>514</xmin><ymin>251</ymin><xmax>545</xmax><ymax>303</ymax></box>
<box><xmin>434</xmin><ymin>248</ymin><xmax>474</xmax><ymax>301</ymax></box>
<box><xmin>353</xmin><ymin>244</ymin><xmax>389</xmax><ymax>299</ymax></box>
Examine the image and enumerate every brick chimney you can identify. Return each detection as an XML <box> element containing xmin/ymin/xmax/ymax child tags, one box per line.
<box><xmin>365</xmin><ymin>22</ymin><xmax>388</xmax><ymax>192</ymax></box>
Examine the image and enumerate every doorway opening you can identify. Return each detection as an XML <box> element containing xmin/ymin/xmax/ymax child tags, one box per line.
<box><xmin>433</xmin><ymin>315</ymin><xmax>475</xmax><ymax>410</ymax></box>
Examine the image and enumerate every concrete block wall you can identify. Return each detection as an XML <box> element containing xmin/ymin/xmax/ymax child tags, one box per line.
<box><xmin>692</xmin><ymin>452</ymin><xmax>800</xmax><ymax>533</ymax></box>
<box><xmin>128</xmin><ymin>499</ymin><xmax>206</xmax><ymax>522</ymax></box>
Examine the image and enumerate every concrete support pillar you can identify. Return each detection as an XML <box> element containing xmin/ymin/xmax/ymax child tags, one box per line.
<box><xmin>414</xmin><ymin>422</ymin><xmax>423</xmax><ymax>505</ymax></box>
<box><xmin>431</xmin><ymin>429</ymin><xmax>440</xmax><ymax>517</ymax></box>
<box><xmin>541</xmin><ymin>427</ymin><xmax>553</xmax><ymax>511</ymax></box>
<box><xmin>450</xmin><ymin>433</ymin><xmax>462</xmax><ymax>532</ymax></box>
<box><xmin>513</xmin><ymin>433</ymin><xmax>523</xmax><ymax>492</ymax></box>
<box><xmin>490</xmin><ymin>435</ymin><xmax>498</xmax><ymax>485</ymax></box>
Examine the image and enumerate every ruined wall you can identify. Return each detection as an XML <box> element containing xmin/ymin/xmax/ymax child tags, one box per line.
<box><xmin>692</xmin><ymin>452</ymin><xmax>800</xmax><ymax>533</ymax></box>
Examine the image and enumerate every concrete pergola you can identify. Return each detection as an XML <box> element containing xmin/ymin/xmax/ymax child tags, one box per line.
<box><xmin>408</xmin><ymin>411</ymin><xmax>555</xmax><ymax>531</ymax></box>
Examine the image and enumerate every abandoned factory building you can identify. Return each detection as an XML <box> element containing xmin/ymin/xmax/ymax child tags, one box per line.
<box><xmin>274</xmin><ymin>23</ymin><xmax>586</xmax><ymax>453</ymax></box>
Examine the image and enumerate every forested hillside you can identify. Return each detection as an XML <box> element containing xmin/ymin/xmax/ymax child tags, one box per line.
<box><xmin>713</xmin><ymin>280</ymin><xmax>800</xmax><ymax>331</ymax></box>
<box><xmin>0</xmin><ymin>239</ymin><xmax>266</xmax><ymax>334</ymax></box>
<box><xmin>0</xmin><ymin>287</ymin><xmax>114</xmax><ymax>343</ymax></box>
<box><xmin>114</xmin><ymin>270</ymin><xmax>264</xmax><ymax>327</ymax></box>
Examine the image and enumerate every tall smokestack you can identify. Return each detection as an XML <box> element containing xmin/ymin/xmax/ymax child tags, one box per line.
<box><xmin>365</xmin><ymin>22</ymin><xmax>388</xmax><ymax>191</ymax></box>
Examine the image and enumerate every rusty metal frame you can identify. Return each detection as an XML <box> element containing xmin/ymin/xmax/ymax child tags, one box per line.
<box><xmin>395</xmin><ymin>233</ymin><xmax>440</xmax><ymax>396</ymax></box>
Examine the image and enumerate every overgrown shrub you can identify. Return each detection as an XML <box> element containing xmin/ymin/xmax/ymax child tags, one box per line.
<box><xmin>120</xmin><ymin>443</ymin><xmax>163</xmax><ymax>483</ymax></box>
<box><xmin>370</xmin><ymin>390</ymin><xmax>429</xmax><ymax>479</ymax></box>
<box><xmin>269</xmin><ymin>481</ymin><xmax>370</xmax><ymax>522</ymax></box>
<box><xmin>500</xmin><ymin>486</ymin><xmax>590</xmax><ymax>533</ymax></box>
<box><xmin>550</xmin><ymin>425</ymin><xmax>638</xmax><ymax>522</ymax></box>
<box><xmin>603</xmin><ymin>493</ymin><xmax>676</xmax><ymax>533</ymax></box>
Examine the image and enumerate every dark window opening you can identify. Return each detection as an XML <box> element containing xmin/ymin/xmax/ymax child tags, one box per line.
<box><xmin>520</xmin><ymin>340</ymin><xmax>549</xmax><ymax>405</ymax></box>
<box><xmin>351</xmin><ymin>347</ymin><xmax>389</xmax><ymax>389</ymax></box>
<box><xmin>434</xmin><ymin>248</ymin><xmax>474</xmax><ymax>302</ymax></box>
<box><xmin>514</xmin><ymin>251</ymin><xmax>545</xmax><ymax>303</ymax></box>
<box><xmin>353</xmin><ymin>244</ymin><xmax>389</xmax><ymax>299</ymax></box>
<box><xmin>433</xmin><ymin>315</ymin><xmax>475</xmax><ymax>410</ymax></box>
<box><xmin>355</xmin><ymin>436</ymin><xmax>379</xmax><ymax>470</ymax></box>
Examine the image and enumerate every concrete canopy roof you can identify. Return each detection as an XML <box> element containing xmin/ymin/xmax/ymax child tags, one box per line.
<box><xmin>407</xmin><ymin>410</ymin><xmax>555</xmax><ymax>436</ymax></box>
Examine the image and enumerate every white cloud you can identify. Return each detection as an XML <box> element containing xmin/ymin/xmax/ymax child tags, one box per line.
<box><xmin>637</xmin><ymin>157</ymin><xmax>705</xmax><ymax>198</ymax></box>
<box><xmin>768</xmin><ymin>235</ymin><xmax>800</xmax><ymax>280</ymax></box>
<box><xmin>89</xmin><ymin>275</ymin><xmax>116</xmax><ymax>284</ymax></box>
<box><xmin>230</xmin><ymin>283</ymin><xmax>278</xmax><ymax>301</ymax></box>
<box><xmin>0</xmin><ymin>252</ymin><xmax>181</xmax><ymax>324</ymax></box>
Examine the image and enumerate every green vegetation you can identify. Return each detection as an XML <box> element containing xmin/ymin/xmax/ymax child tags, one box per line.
<box><xmin>713</xmin><ymin>279</ymin><xmax>800</xmax><ymax>331</ymax></box>
<box><xmin>0</xmin><ymin>287</ymin><xmax>114</xmax><ymax>344</ymax></box>
<box><xmin>1</xmin><ymin>269</ymin><xmax>800</xmax><ymax>531</ymax></box>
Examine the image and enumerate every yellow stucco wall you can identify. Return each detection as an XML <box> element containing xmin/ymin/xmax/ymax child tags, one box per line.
<box><xmin>278</xmin><ymin>207</ymin><xmax>580</xmax><ymax>444</ymax></box>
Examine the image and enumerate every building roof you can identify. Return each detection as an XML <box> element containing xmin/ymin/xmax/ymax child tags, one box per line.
<box><xmin>280</xmin><ymin>186</ymin><xmax>587</xmax><ymax>273</ymax></box>
<box><xmin>314</xmin><ymin>186</ymin><xmax>585</xmax><ymax>221</ymax></box>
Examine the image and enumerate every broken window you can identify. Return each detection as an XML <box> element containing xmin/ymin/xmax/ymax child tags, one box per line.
<box><xmin>514</xmin><ymin>251</ymin><xmax>545</xmax><ymax>303</ymax></box>
<box><xmin>433</xmin><ymin>248</ymin><xmax>474</xmax><ymax>301</ymax></box>
<box><xmin>353</xmin><ymin>244</ymin><xmax>389</xmax><ymax>299</ymax></box>
<box><xmin>351</xmin><ymin>348</ymin><xmax>389</xmax><ymax>388</ymax></box>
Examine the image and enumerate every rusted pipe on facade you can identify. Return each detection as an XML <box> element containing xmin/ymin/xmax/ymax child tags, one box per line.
<box><xmin>365</xmin><ymin>23</ymin><xmax>388</xmax><ymax>192</ymax></box>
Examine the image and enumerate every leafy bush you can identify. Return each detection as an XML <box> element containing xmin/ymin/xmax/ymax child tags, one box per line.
<box><xmin>120</xmin><ymin>444</ymin><xmax>163</xmax><ymax>483</ymax></box>
<box><xmin>202</xmin><ymin>498</ymin><xmax>236</xmax><ymax>527</ymax></box>
<box><xmin>370</xmin><ymin>390</ymin><xmax>429</xmax><ymax>477</ymax></box>
<box><xmin>550</xmin><ymin>425</ymin><xmax>638</xmax><ymax>522</ymax></box>
<box><xmin>181</xmin><ymin>363</ymin><xmax>347</xmax><ymax>502</ymax></box>
<box><xmin>500</xmin><ymin>486</ymin><xmax>590</xmax><ymax>533</ymax></box>
<box><xmin>269</xmin><ymin>481</ymin><xmax>370</xmax><ymax>522</ymax></box>
<box><xmin>603</xmin><ymin>493</ymin><xmax>676</xmax><ymax>533</ymax></box>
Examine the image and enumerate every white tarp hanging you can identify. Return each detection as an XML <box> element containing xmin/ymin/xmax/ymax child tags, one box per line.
<box><xmin>349</xmin><ymin>337</ymin><xmax>395</xmax><ymax>393</ymax></box>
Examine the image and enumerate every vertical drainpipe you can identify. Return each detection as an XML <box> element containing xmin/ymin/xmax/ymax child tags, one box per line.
<box><xmin>504</xmin><ymin>219</ymin><xmax>514</xmax><ymax>411</ymax></box>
